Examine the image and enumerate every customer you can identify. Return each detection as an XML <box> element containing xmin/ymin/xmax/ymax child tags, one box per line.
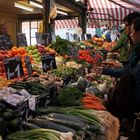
<box><xmin>96</xmin><ymin>17</ymin><xmax>140</xmax><ymax>134</ymax></box>
<box><xmin>95</xmin><ymin>12</ymin><xmax>140</xmax><ymax>78</ymax></box>
<box><xmin>109</xmin><ymin>17</ymin><xmax>140</xmax><ymax>126</ymax></box>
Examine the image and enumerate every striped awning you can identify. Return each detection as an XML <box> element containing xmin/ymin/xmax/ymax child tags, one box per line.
<box><xmin>55</xmin><ymin>19</ymin><xmax>78</xmax><ymax>29</ymax></box>
<box><xmin>108</xmin><ymin>0</ymin><xmax>140</xmax><ymax>12</ymax></box>
<box><xmin>87</xmin><ymin>0</ymin><xmax>132</xmax><ymax>28</ymax></box>
<box><xmin>55</xmin><ymin>0</ymin><xmax>133</xmax><ymax>29</ymax></box>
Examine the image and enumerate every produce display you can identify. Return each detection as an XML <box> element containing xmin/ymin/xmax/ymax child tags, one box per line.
<box><xmin>26</xmin><ymin>45</ymin><xmax>41</xmax><ymax>63</ymax></box>
<box><xmin>49</xmin><ymin>36</ymin><xmax>80</xmax><ymax>56</ymax></box>
<box><xmin>0</xmin><ymin>35</ymin><xmax>121</xmax><ymax>140</ymax></box>
<box><xmin>0</xmin><ymin>51</ymin><xmax>11</xmax><ymax>78</ymax></box>
<box><xmin>7</xmin><ymin>129</ymin><xmax>73</xmax><ymax>140</ymax></box>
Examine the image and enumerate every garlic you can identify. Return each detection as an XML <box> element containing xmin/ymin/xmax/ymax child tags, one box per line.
<box><xmin>97</xmin><ymin>81</ymin><xmax>108</xmax><ymax>93</ymax></box>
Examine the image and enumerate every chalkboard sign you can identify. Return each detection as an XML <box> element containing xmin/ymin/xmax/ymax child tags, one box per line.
<box><xmin>24</xmin><ymin>56</ymin><xmax>32</xmax><ymax>76</ymax></box>
<box><xmin>67</xmin><ymin>45</ymin><xmax>79</xmax><ymax>59</ymax></box>
<box><xmin>35</xmin><ymin>32</ymin><xmax>43</xmax><ymax>45</ymax></box>
<box><xmin>42</xmin><ymin>33</ymin><xmax>50</xmax><ymax>45</ymax></box>
<box><xmin>36</xmin><ymin>32</ymin><xmax>50</xmax><ymax>45</ymax></box>
<box><xmin>0</xmin><ymin>34</ymin><xmax>13</xmax><ymax>50</ymax></box>
<box><xmin>4</xmin><ymin>56</ymin><xmax>24</xmax><ymax>80</ymax></box>
<box><xmin>17</xmin><ymin>33</ymin><xmax>27</xmax><ymax>47</ymax></box>
<box><xmin>41</xmin><ymin>54</ymin><xmax>56</xmax><ymax>72</ymax></box>
<box><xmin>84</xmin><ymin>34</ymin><xmax>92</xmax><ymax>40</ymax></box>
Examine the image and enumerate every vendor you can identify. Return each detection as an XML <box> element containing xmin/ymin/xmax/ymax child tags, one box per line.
<box><xmin>0</xmin><ymin>22</ymin><xmax>13</xmax><ymax>50</ymax></box>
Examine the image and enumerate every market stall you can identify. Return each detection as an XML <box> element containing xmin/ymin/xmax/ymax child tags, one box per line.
<box><xmin>0</xmin><ymin>0</ymin><xmax>140</xmax><ymax>140</ymax></box>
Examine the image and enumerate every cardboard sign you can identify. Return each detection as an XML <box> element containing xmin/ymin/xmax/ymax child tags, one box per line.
<box><xmin>41</xmin><ymin>54</ymin><xmax>56</xmax><ymax>72</ymax></box>
<box><xmin>17</xmin><ymin>33</ymin><xmax>27</xmax><ymax>47</ymax></box>
<box><xmin>4</xmin><ymin>56</ymin><xmax>24</xmax><ymax>80</ymax></box>
<box><xmin>24</xmin><ymin>56</ymin><xmax>32</xmax><ymax>76</ymax></box>
<box><xmin>0</xmin><ymin>34</ymin><xmax>13</xmax><ymax>50</ymax></box>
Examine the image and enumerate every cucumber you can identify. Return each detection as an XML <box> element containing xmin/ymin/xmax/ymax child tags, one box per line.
<box><xmin>3</xmin><ymin>111</ymin><xmax>14</xmax><ymax>121</ymax></box>
<box><xmin>0</xmin><ymin>103</ymin><xmax>6</xmax><ymax>113</ymax></box>
<box><xmin>88</xmin><ymin>124</ymin><xmax>104</xmax><ymax>135</ymax></box>
<box><xmin>8</xmin><ymin>118</ymin><xmax>22</xmax><ymax>132</ymax></box>
<box><xmin>28</xmin><ymin>118</ymin><xmax>76</xmax><ymax>135</ymax></box>
<box><xmin>40</xmin><ymin>113</ymin><xmax>88</xmax><ymax>130</ymax></box>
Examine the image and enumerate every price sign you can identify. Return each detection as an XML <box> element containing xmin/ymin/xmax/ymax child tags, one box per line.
<box><xmin>67</xmin><ymin>45</ymin><xmax>79</xmax><ymax>59</ymax></box>
<box><xmin>36</xmin><ymin>32</ymin><xmax>50</xmax><ymax>45</ymax></box>
<box><xmin>17</xmin><ymin>33</ymin><xmax>27</xmax><ymax>47</ymax></box>
<box><xmin>42</xmin><ymin>33</ymin><xmax>50</xmax><ymax>45</ymax></box>
<box><xmin>4</xmin><ymin>56</ymin><xmax>24</xmax><ymax>80</ymax></box>
<box><xmin>0</xmin><ymin>34</ymin><xmax>13</xmax><ymax>50</ymax></box>
<box><xmin>35</xmin><ymin>32</ymin><xmax>43</xmax><ymax>45</ymax></box>
<box><xmin>24</xmin><ymin>56</ymin><xmax>32</xmax><ymax>76</ymax></box>
<box><xmin>84</xmin><ymin>34</ymin><xmax>92</xmax><ymax>40</ymax></box>
<box><xmin>41</xmin><ymin>54</ymin><xmax>56</xmax><ymax>72</ymax></box>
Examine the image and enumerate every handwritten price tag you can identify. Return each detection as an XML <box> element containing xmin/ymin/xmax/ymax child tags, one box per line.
<box><xmin>24</xmin><ymin>56</ymin><xmax>32</xmax><ymax>76</ymax></box>
<box><xmin>41</xmin><ymin>54</ymin><xmax>56</xmax><ymax>72</ymax></box>
<box><xmin>4</xmin><ymin>56</ymin><xmax>24</xmax><ymax>80</ymax></box>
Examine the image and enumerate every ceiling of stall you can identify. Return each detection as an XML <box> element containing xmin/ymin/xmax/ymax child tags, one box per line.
<box><xmin>0</xmin><ymin>0</ymin><xmax>76</xmax><ymax>16</ymax></box>
<box><xmin>0</xmin><ymin>0</ymin><xmax>41</xmax><ymax>15</ymax></box>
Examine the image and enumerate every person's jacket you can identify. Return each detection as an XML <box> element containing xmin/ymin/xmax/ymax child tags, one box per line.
<box><xmin>102</xmin><ymin>43</ymin><xmax>140</xmax><ymax>78</ymax></box>
<box><xmin>131</xmin><ymin>59</ymin><xmax>140</xmax><ymax>107</ymax></box>
<box><xmin>111</xmin><ymin>32</ymin><xmax>129</xmax><ymax>62</ymax></box>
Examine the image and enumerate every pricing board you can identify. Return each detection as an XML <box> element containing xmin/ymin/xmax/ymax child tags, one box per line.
<box><xmin>41</xmin><ymin>54</ymin><xmax>56</xmax><ymax>72</ymax></box>
<box><xmin>4</xmin><ymin>56</ymin><xmax>24</xmax><ymax>80</ymax></box>
<box><xmin>67</xmin><ymin>45</ymin><xmax>79</xmax><ymax>59</ymax></box>
<box><xmin>24</xmin><ymin>56</ymin><xmax>32</xmax><ymax>76</ymax></box>
<box><xmin>17</xmin><ymin>33</ymin><xmax>27</xmax><ymax>47</ymax></box>
<box><xmin>84</xmin><ymin>34</ymin><xmax>92</xmax><ymax>40</ymax></box>
<box><xmin>36</xmin><ymin>32</ymin><xmax>50</xmax><ymax>45</ymax></box>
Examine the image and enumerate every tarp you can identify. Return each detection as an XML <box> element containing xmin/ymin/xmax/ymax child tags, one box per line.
<box><xmin>55</xmin><ymin>0</ymin><xmax>134</xmax><ymax>29</ymax></box>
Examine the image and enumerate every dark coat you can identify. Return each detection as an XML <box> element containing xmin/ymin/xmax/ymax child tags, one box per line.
<box><xmin>102</xmin><ymin>43</ymin><xmax>140</xmax><ymax>78</ymax></box>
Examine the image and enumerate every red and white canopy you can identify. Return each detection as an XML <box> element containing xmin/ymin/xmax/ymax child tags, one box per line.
<box><xmin>55</xmin><ymin>0</ymin><xmax>138</xmax><ymax>29</ymax></box>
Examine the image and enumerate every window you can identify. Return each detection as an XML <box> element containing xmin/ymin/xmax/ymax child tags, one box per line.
<box><xmin>22</xmin><ymin>20</ymin><xmax>42</xmax><ymax>46</ymax></box>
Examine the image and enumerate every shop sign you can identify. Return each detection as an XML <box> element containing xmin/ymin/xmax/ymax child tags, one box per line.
<box><xmin>4</xmin><ymin>56</ymin><xmax>24</xmax><ymax>80</ymax></box>
<box><xmin>24</xmin><ymin>56</ymin><xmax>32</xmax><ymax>76</ymax></box>
<box><xmin>17</xmin><ymin>33</ymin><xmax>27</xmax><ymax>47</ymax></box>
<box><xmin>41</xmin><ymin>54</ymin><xmax>56</xmax><ymax>72</ymax></box>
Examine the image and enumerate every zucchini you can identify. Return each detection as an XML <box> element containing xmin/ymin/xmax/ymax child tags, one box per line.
<box><xmin>0</xmin><ymin>103</ymin><xmax>6</xmax><ymax>113</ymax></box>
<box><xmin>21</xmin><ymin>122</ymin><xmax>40</xmax><ymax>130</ymax></box>
<box><xmin>3</xmin><ymin>111</ymin><xmax>14</xmax><ymax>121</ymax></box>
<box><xmin>88</xmin><ymin>124</ymin><xmax>104</xmax><ymax>135</ymax></box>
<box><xmin>8</xmin><ymin>118</ymin><xmax>22</xmax><ymax>132</ymax></box>
<box><xmin>40</xmin><ymin>113</ymin><xmax>88</xmax><ymax>130</ymax></box>
<box><xmin>28</xmin><ymin>118</ymin><xmax>76</xmax><ymax>135</ymax></box>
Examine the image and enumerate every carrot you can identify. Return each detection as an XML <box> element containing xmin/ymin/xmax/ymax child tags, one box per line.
<box><xmin>83</xmin><ymin>102</ymin><xmax>105</xmax><ymax>109</ymax></box>
<box><xmin>84</xmin><ymin>93</ymin><xmax>102</xmax><ymax>100</ymax></box>
<box><xmin>83</xmin><ymin>103</ymin><xmax>106</xmax><ymax>110</ymax></box>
